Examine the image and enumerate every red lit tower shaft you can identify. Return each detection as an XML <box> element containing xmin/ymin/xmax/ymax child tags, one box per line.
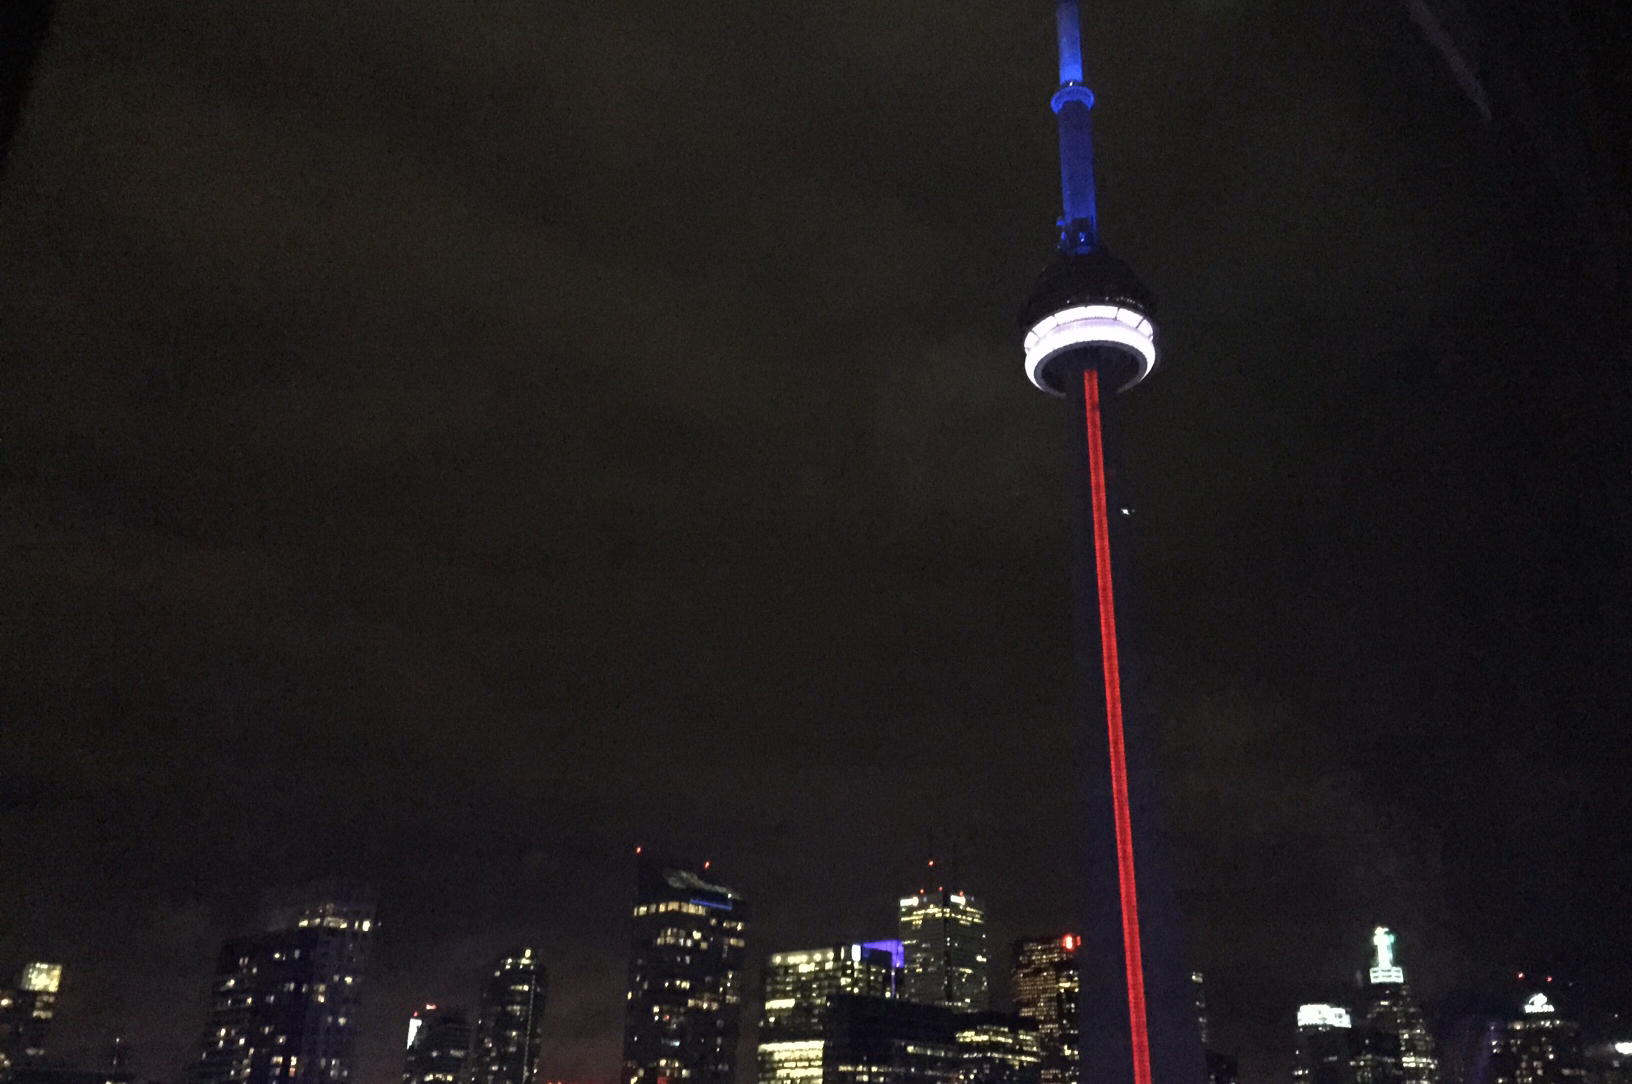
<box><xmin>1062</xmin><ymin>350</ymin><xmax>1203</xmax><ymax>1084</ymax></box>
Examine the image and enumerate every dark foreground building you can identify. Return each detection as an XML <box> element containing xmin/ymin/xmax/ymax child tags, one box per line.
<box><xmin>1019</xmin><ymin>6</ymin><xmax>1202</xmax><ymax>1084</ymax></box>
<box><xmin>469</xmin><ymin>951</ymin><xmax>546</xmax><ymax>1084</ymax></box>
<box><xmin>184</xmin><ymin>896</ymin><xmax>374</xmax><ymax>1084</ymax></box>
<box><xmin>823</xmin><ymin>996</ymin><xmax>957</xmax><ymax>1084</ymax></box>
<box><xmin>621</xmin><ymin>857</ymin><xmax>747</xmax><ymax>1084</ymax></box>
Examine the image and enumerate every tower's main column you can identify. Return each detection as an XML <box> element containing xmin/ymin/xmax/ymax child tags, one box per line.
<box><xmin>1020</xmin><ymin>7</ymin><xmax>1205</xmax><ymax>1084</ymax></box>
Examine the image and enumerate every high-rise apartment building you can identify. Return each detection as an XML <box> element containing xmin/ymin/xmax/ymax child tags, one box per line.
<box><xmin>1011</xmin><ymin>937</ymin><xmax>1078</xmax><ymax>1084</ymax></box>
<box><xmin>900</xmin><ymin>892</ymin><xmax>988</xmax><ymax>1011</ymax></box>
<box><xmin>621</xmin><ymin>857</ymin><xmax>747</xmax><ymax>1084</ymax></box>
<box><xmin>1355</xmin><ymin>929</ymin><xmax>1437</xmax><ymax>1084</ymax></box>
<box><xmin>954</xmin><ymin>1013</ymin><xmax>1041</xmax><ymax>1084</ymax></box>
<box><xmin>1490</xmin><ymin>994</ymin><xmax>1584</xmax><ymax>1084</ymax></box>
<box><xmin>185</xmin><ymin>895</ymin><xmax>374</xmax><ymax>1084</ymax></box>
<box><xmin>469</xmin><ymin>951</ymin><xmax>547</xmax><ymax>1084</ymax></box>
<box><xmin>759</xmin><ymin>945</ymin><xmax>899</xmax><ymax>1084</ymax></box>
<box><xmin>0</xmin><ymin>963</ymin><xmax>63</xmax><ymax>1073</ymax></box>
<box><xmin>403</xmin><ymin>1005</ymin><xmax>470</xmax><ymax>1084</ymax></box>
<box><xmin>1296</xmin><ymin>1005</ymin><xmax>1357</xmax><ymax>1084</ymax></box>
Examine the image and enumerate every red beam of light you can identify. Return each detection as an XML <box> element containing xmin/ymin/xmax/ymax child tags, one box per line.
<box><xmin>1083</xmin><ymin>368</ymin><xmax>1153</xmax><ymax>1084</ymax></box>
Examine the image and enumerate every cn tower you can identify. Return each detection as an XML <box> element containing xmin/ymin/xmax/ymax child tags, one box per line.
<box><xmin>1020</xmin><ymin>6</ymin><xmax>1205</xmax><ymax>1084</ymax></box>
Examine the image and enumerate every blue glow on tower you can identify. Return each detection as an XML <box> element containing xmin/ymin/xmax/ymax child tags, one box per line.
<box><xmin>1053</xmin><ymin>0</ymin><xmax>1099</xmax><ymax>255</ymax></box>
<box><xmin>1057</xmin><ymin>1</ymin><xmax>1084</xmax><ymax>83</ymax></box>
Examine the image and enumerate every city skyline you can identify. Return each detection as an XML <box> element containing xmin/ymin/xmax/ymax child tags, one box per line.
<box><xmin>8</xmin><ymin>877</ymin><xmax>1627</xmax><ymax>1084</ymax></box>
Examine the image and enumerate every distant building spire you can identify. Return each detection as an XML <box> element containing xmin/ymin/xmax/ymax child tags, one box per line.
<box><xmin>1370</xmin><ymin>927</ymin><xmax>1404</xmax><ymax>985</ymax></box>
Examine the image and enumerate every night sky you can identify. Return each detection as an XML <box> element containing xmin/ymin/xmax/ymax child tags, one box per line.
<box><xmin>1</xmin><ymin>2</ymin><xmax>1628</xmax><ymax>1084</ymax></box>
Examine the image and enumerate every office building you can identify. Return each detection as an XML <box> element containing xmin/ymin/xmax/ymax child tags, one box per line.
<box><xmin>184</xmin><ymin>894</ymin><xmax>374</xmax><ymax>1084</ymax></box>
<box><xmin>1355</xmin><ymin>929</ymin><xmax>1437</xmax><ymax>1084</ymax></box>
<box><xmin>899</xmin><ymin>892</ymin><xmax>988</xmax><ymax>1012</ymax></box>
<box><xmin>1011</xmin><ymin>937</ymin><xmax>1078</xmax><ymax>1084</ymax></box>
<box><xmin>0</xmin><ymin>963</ymin><xmax>63</xmax><ymax>1073</ymax></box>
<box><xmin>470</xmin><ymin>951</ymin><xmax>547</xmax><ymax>1084</ymax></box>
<box><xmin>823</xmin><ymin>995</ymin><xmax>957</xmax><ymax>1084</ymax></box>
<box><xmin>1490</xmin><ymin>994</ymin><xmax>1584</xmax><ymax>1084</ymax></box>
<box><xmin>953</xmin><ymin>1013</ymin><xmax>1041</xmax><ymax>1084</ymax></box>
<box><xmin>621</xmin><ymin>857</ymin><xmax>747</xmax><ymax>1084</ymax></box>
<box><xmin>1296</xmin><ymin>1004</ymin><xmax>1357</xmax><ymax>1084</ymax></box>
<box><xmin>1018</xmin><ymin>5</ymin><xmax>1203</xmax><ymax>1084</ymax></box>
<box><xmin>403</xmin><ymin>1005</ymin><xmax>470</xmax><ymax>1084</ymax></box>
<box><xmin>764</xmin><ymin>945</ymin><xmax>900</xmax><ymax>1040</ymax></box>
<box><xmin>759</xmin><ymin>945</ymin><xmax>899</xmax><ymax>1084</ymax></box>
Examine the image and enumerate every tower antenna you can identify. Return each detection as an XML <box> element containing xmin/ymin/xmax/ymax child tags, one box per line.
<box><xmin>1053</xmin><ymin>0</ymin><xmax>1100</xmax><ymax>254</ymax></box>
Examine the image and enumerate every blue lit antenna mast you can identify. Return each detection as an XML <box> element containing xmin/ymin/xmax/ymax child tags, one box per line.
<box><xmin>1020</xmin><ymin>6</ymin><xmax>1205</xmax><ymax>1084</ymax></box>
<box><xmin>1053</xmin><ymin>0</ymin><xmax>1099</xmax><ymax>254</ymax></box>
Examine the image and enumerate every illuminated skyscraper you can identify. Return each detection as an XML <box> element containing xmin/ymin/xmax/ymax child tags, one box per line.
<box><xmin>185</xmin><ymin>895</ymin><xmax>375</xmax><ymax>1084</ymax></box>
<box><xmin>0</xmin><ymin>963</ymin><xmax>63</xmax><ymax>1072</ymax></box>
<box><xmin>758</xmin><ymin>944</ymin><xmax>899</xmax><ymax>1084</ymax></box>
<box><xmin>1355</xmin><ymin>929</ymin><xmax>1437</xmax><ymax>1084</ymax></box>
<box><xmin>1490</xmin><ymin>994</ymin><xmax>1584</xmax><ymax>1084</ymax></box>
<box><xmin>469</xmin><ymin>951</ymin><xmax>546</xmax><ymax>1084</ymax></box>
<box><xmin>1296</xmin><ymin>1005</ymin><xmax>1358</xmax><ymax>1084</ymax></box>
<box><xmin>1019</xmin><ymin>6</ymin><xmax>1202</xmax><ymax>1084</ymax></box>
<box><xmin>899</xmin><ymin>892</ymin><xmax>989</xmax><ymax>1011</ymax></box>
<box><xmin>403</xmin><ymin>1006</ymin><xmax>470</xmax><ymax>1084</ymax></box>
<box><xmin>621</xmin><ymin>857</ymin><xmax>747</xmax><ymax>1084</ymax></box>
<box><xmin>1011</xmin><ymin>937</ymin><xmax>1079</xmax><ymax>1084</ymax></box>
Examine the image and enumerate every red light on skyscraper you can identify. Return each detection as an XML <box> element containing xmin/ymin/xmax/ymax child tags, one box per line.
<box><xmin>1061</xmin><ymin>935</ymin><xmax>1078</xmax><ymax>951</ymax></box>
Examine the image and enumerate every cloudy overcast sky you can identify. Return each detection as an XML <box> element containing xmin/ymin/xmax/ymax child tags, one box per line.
<box><xmin>1</xmin><ymin>1</ymin><xmax>1628</xmax><ymax>1083</ymax></box>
